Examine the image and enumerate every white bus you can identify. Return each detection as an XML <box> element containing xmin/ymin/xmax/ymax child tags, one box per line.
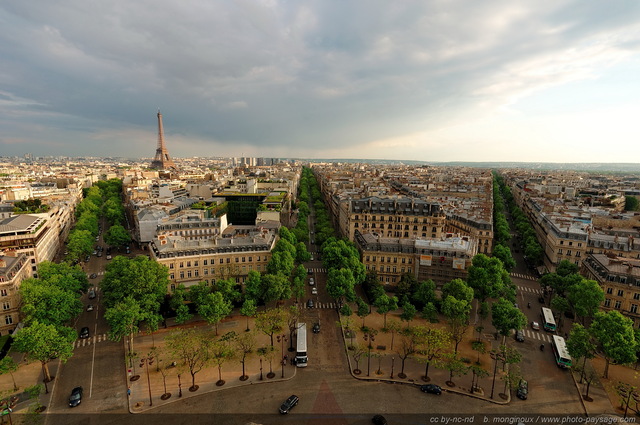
<box><xmin>552</xmin><ymin>335</ymin><xmax>572</xmax><ymax>368</ymax></box>
<box><xmin>541</xmin><ymin>307</ymin><xmax>557</xmax><ymax>332</ymax></box>
<box><xmin>295</xmin><ymin>322</ymin><xmax>308</xmax><ymax>368</ymax></box>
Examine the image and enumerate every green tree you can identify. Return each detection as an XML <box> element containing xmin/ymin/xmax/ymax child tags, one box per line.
<box><xmin>624</xmin><ymin>196</ymin><xmax>639</xmax><ymax>211</ymax></box>
<box><xmin>491</xmin><ymin>298</ymin><xmax>527</xmax><ymax>338</ymax></box>
<box><xmin>262</xmin><ymin>273</ymin><xmax>292</xmax><ymax>302</ymax></box>
<box><xmin>166</xmin><ymin>328</ymin><xmax>211</xmax><ymax>390</ymax></box>
<box><xmin>234</xmin><ymin>331</ymin><xmax>256</xmax><ymax>380</ymax></box>
<box><xmin>442</xmin><ymin>295</ymin><xmax>471</xmax><ymax>354</ymax></box>
<box><xmin>240</xmin><ymin>299</ymin><xmax>258</xmax><ymax>331</ymax></box>
<box><xmin>326</xmin><ymin>268</ymin><xmax>357</xmax><ymax>305</ymax></box>
<box><xmin>210</xmin><ymin>339</ymin><xmax>235</xmax><ymax>384</ymax></box>
<box><xmin>374</xmin><ymin>294</ymin><xmax>398</xmax><ymax>328</ymax></box>
<box><xmin>466</xmin><ymin>254</ymin><xmax>513</xmax><ymax>303</ymax></box>
<box><xmin>196</xmin><ymin>291</ymin><xmax>233</xmax><ymax>335</ymax></box>
<box><xmin>414</xmin><ymin>326</ymin><xmax>451</xmax><ymax>381</ymax></box>
<box><xmin>20</xmin><ymin>279</ymin><xmax>83</xmax><ymax>327</ymax></box>
<box><xmin>492</xmin><ymin>244</ymin><xmax>516</xmax><ymax>271</ymax></box>
<box><xmin>101</xmin><ymin>255</ymin><xmax>169</xmax><ymax>320</ymax></box>
<box><xmin>400</xmin><ymin>302</ymin><xmax>417</xmax><ymax>327</ymax></box>
<box><xmin>36</xmin><ymin>261</ymin><xmax>89</xmax><ymax>294</ymax></box>
<box><xmin>0</xmin><ymin>357</ymin><xmax>19</xmax><ymax>391</ymax></box>
<box><xmin>104</xmin><ymin>296</ymin><xmax>144</xmax><ymax>358</ymax></box>
<box><xmin>566</xmin><ymin>323</ymin><xmax>596</xmax><ymax>383</ymax></box>
<box><xmin>67</xmin><ymin>229</ymin><xmax>94</xmax><ymax>261</ymax></box>
<box><xmin>255</xmin><ymin>308</ymin><xmax>286</xmax><ymax>346</ymax></box>
<box><xmin>566</xmin><ymin>279</ymin><xmax>605</xmax><ymax>325</ymax></box>
<box><xmin>104</xmin><ymin>224</ymin><xmax>131</xmax><ymax>248</ymax></box>
<box><xmin>244</xmin><ymin>270</ymin><xmax>264</xmax><ymax>303</ymax></box>
<box><xmin>356</xmin><ymin>297</ymin><xmax>370</xmax><ymax>328</ymax></box>
<box><xmin>13</xmin><ymin>321</ymin><xmax>76</xmax><ymax>383</ymax></box>
<box><xmin>442</xmin><ymin>279</ymin><xmax>474</xmax><ymax>304</ymax></box>
<box><xmin>412</xmin><ymin>279</ymin><xmax>437</xmax><ymax>308</ymax></box>
<box><xmin>590</xmin><ymin>310</ymin><xmax>637</xmax><ymax>378</ymax></box>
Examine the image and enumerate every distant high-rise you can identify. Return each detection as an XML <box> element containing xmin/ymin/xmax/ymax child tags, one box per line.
<box><xmin>150</xmin><ymin>111</ymin><xmax>176</xmax><ymax>170</ymax></box>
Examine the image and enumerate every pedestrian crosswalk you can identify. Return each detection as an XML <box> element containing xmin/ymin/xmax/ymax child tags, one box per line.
<box><xmin>75</xmin><ymin>334</ymin><xmax>109</xmax><ymax>348</ymax></box>
<box><xmin>307</xmin><ymin>268</ymin><xmax>326</xmax><ymax>273</ymax></box>
<box><xmin>511</xmin><ymin>273</ymin><xmax>537</xmax><ymax>281</ymax></box>
<box><xmin>513</xmin><ymin>329</ymin><xmax>554</xmax><ymax>343</ymax></box>
<box><xmin>305</xmin><ymin>302</ymin><xmax>338</xmax><ymax>309</ymax></box>
<box><xmin>517</xmin><ymin>285</ymin><xmax>542</xmax><ymax>295</ymax></box>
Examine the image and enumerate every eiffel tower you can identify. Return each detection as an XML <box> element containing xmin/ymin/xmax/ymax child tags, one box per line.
<box><xmin>150</xmin><ymin>110</ymin><xmax>176</xmax><ymax>170</ymax></box>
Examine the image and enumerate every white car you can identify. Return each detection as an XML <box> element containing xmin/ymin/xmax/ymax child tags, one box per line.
<box><xmin>311</xmin><ymin>287</ymin><xmax>318</xmax><ymax>295</ymax></box>
<box><xmin>531</xmin><ymin>321</ymin><xmax>540</xmax><ymax>331</ymax></box>
<box><xmin>309</xmin><ymin>278</ymin><xmax>315</xmax><ymax>286</ymax></box>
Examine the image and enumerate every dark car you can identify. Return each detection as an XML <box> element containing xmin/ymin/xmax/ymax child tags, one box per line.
<box><xmin>86</xmin><ymin>304</ymin><xmax>94</xmax><ymax>312</ymax></box>
<box><xmin>88</xmin><ymin>289</ymin><xmax>96</xmax><ymax>299</ymax></box>
<box><xmin>69</xmin><ymin>386</ymin><xmax>83</xmax><ymax>407</ymax></box>
<box><xmin>79</xmin><ymin>327</ymin><xmax>90</xmax><ymax>339</ymax></box>
<box><xmin>279</xmin><ymin>395</ymin><xmax>299</xmax><ymax>414</ymax></box>
<box><xmin>538</xmin><ymin>295</ymin><xmax>545</xmax><ymax>303</ymax></box>
<box><xmin>306</xmin><ymin>299</ymin><xmax>314</xmax><ymax>308</ymax></box>
<box><xmin>420</xmin><ymin>384</ymin><xmax>442</xmax><ymax>395</ymax></box>
<box><xmin>89</xmin><ymin>273</ymin><xmax>97</xmax><ymax>279</ymax></box>
<box><xmin>516</xmin><ymin>379</ymin><xmax>528</xmax><ymax>400</ymax></box>
<box><xmin>372</xmin><ymin>414</ymin><xmax>388</xmax><ymax>425</ymax></box>
<box><xmin>515</xmin><ymin>330</ymin><xmax>525</xmax><ymax>342</ymax></box>
<box><xmin>312</xmin><ymin>323</ymin><xmax>320</xmax><ymax>333</ymax></box>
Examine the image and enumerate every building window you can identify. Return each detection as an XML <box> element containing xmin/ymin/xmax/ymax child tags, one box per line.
<box><xmin>179</xmin><ymin>272</ymin><xmax>185</xmax><ymax>279</ymax></box>
<box><xmin>634</xmin><ymin>293</ymin><xmax>640</xmax><ymax>301</ymax></box>
<box><xmin>604</xmin><ymin>299</ymin><xmax>611</xmax><ymax>307</ymax></box>
<box><xmin>0</xmin><ymin>289</ymin><xmax>7</xmax><ymax>297</ymax></box>
<box><xmin>2</xmin><ymin>302</ymin><xmax>9</xmax><ymax>310</ymax></box>
<box><xmin>204</xmin><ymin>259</ymin><xmax>208</xmax><ymax>266</ymax></box>
<box><xmin>179</xmin><ymin>262</ymin><xmax>184</xmax><ymax>268</ymax></box>
<box><xmin>4</xmin><ymin>315</ymin><xmax>12</xmax><ymax>325</ymax></box>
<box><xmin>194</xmin><ymin>270</ymin><xmax>199</xmax><ymax>277</ymax></box>
<box><xmin>169</xmin><ymin>263</ymin><xmax>174</xmax><ymax>269</ymax></box>
<box><xmin>187</xmin><ymin>261</ymin><xmax>191</xmax><ymax>267</ymax></box>
<box><xmin>618</xmin><ymin>290</ymin><xmax>624</xmax><ymax>297</ymax></box>
<box><xmin>606</xmin><ymin>288</ymin><xmax>613</xmax><ymax>294</ymax></box>
<box><xmin>632</xmin><ymin>304</ymin><xmax>639</xmax><ymax>314</ymax></box>
<box><xmin>170</xmin><ymin>284</ymin><xmax>176</xmax><ymax>291</ymax></box>
<box><xmin>615</xmin><ymin>301</ymin><xmax>622</xmax><ymax>309</ymax></box>
<box><xmin>170</xmin><ymin>274</ymin><xmax>174</xmax><ymax>280</ymax></box>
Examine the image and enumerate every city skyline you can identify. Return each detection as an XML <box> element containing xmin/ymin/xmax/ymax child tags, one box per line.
<box><xmin>1</xmin><ymin>1</ymin><xmax>640</xmax><ymax>163</ymax></box>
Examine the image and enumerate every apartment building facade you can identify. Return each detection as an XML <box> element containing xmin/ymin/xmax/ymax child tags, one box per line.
<box><xmin>0</xmin><ymin>252</ymin><xmax>31</xmax><ymax>335</ymax></box>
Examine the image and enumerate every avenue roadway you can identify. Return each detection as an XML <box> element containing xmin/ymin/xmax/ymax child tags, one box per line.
<box><xmin>43</xmin><ymin>211</ymin><xmax>586</xmax><ymax>424</ymax></box>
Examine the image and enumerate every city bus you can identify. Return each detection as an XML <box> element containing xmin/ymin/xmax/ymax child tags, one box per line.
<box><xmin>295</xmin><ymin>322</ymin><xmax>308</xmax><ymax>368</ymax></box>
<box><xmin>541</xmin><ymin>307</ymin><xmax>557</xmax><ymax>332</ymax></box>
<box><xmin>552</xmin><ymin>335</ymin><xmax>572</xmax><ymax>368</ymax></box>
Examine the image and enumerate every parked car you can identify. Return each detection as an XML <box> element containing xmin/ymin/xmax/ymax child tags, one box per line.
<box><xmin>89</xmin><ymin>273</ymin><xmax>97</xmax><ymax>279</ymax></box>
<box><xmin>88</xmin><ymin>289</ymin><xmax>96</xmax><ymax>299</ymax></box>
<box><xmin>516</xmin><ymin>379</ymin><xmax>528</xmax><ymax>400</ymax></box>
<box><xmin>279</xmin><ymin>395</ymin><xmax>299</xmax><ymax>414</ymax></box>
<box><xmin>420</xmin><ymin>384</ymin><xmax>442</xmax><ymax>395</ymax></box>
<box><xmin>531</xmin><ymin>321</ymin><xmax>540</xmax><ymax>331</ymax></box>
<box><xmin>310</xmin><ymin>255</ymin><xmax>314</xmax><ymax>261</ymax></box>
<box><xmin>307</xmin><ymin>268</ymin><xmax>312</xmax><ymax>275</ymax></box>
<box><xmin>92</xmin><ymin>250</ymin><xmax>98</xmax><ymax>256</ymax></box>
<box><xmin>79</xmin><ymin>327</ymin><xmax>90</xmax><ymax>339</ymax></box>
<box><xmin>311</xmin><ymin>287</ymin><xmax>318</xmax><ymax>295</ymax></box>
<box><xmin>309</xmin><ymin>278</ymin><xmax>315</xmax><ymax>286</ymax></box>
<box><xmin>312</xmin><ymin>323</ymin><xmax>320</xmax><ymax>333</ymax></box>
<box><xmin>84</xmin><ymin>255</ymin><xmax>90</xmax><ymax>262</ymax></box>
<box><xmin>96</xmin><ymin>251</ymin><xmax>102</xmax><ymax>257</ymax></box>
<box><xmin>538</xmin><ymin>295</ymin><xmax>545</xmax><ymax>303</ymax></box>
<box><xmin>86</xmin><ymin>304</ymin><xmax>94</xmax><ymax>312</ymax></box>
<box><xmin>372</xmin><ymin>414</ymin><xmax>388</xmax><ymax>425</ymax></box>
<box><xmin>515</xmin><ymin>330</ymin><xmax>525</xmax><ymax>342</ymax></box>
<box><xmin>106</xmin><ymin>255</ymin><xmax>112</xmax><ymax>260</ymax></box>
<box><xmin>306</xmin><ymin>299</ymin><xmax>314</xmax><ymax>308</ymax></box>
<box><xmin>69</xmin><ymin>386</ymin><xmax>83</xmax><ymax>407</ymax></box>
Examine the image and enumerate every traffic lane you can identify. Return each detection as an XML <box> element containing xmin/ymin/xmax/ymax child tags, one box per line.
<box><xmin>50</xmin><ymin>339</ymin><xmax>94</xmax><ymax>413</ymax></box>
<box><xmin>506</xmin><ymin>336</ymin><xmax>582</xmax><ymax>414</ymax></box>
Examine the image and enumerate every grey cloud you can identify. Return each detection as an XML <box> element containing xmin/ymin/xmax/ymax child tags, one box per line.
<box><xmin>1</xmin><ymin>0</ymin><xmax>640</xmax><ymax>158</ymax></box>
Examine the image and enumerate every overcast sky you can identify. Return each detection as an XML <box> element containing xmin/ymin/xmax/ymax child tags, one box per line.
<box><xmin>2</xmin><ymin>1</ymin><xmax>640</xmax><ymax>162</ymax></box>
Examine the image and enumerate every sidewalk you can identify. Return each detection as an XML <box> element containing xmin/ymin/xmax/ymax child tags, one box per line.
<box><xmin>126</xmin><ymin>316</ymin><xmax>296</xmax><ymax>413</ymax></box>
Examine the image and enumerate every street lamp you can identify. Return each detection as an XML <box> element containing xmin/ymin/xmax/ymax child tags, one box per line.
<box><xmin>140</xmin><ymin>355</ymin><xmax>154</xmax><ymax>406</ymax></box>
<box><xmin>177</xmin><ymin>374</ymin><xmax>182</xmax><ymax>398</ymax></box>
<box><xmin>390</xmin><ymin>357</ymin><xmax>395</xmax><ymax>379</ymax></box>
<box><xmin>489</xmin><ymin>350</ymin><xmax>505</xmax><ymax>399</ymax></box>
<box><xmin>363</xmin><ymin>328</ymin><xmax>377</xmax><ymax>377</ymax></box>
<box><xmin>277</xmin><ymin>334</ymin><xmax>288</xmax><ymax>378</ymax></box>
